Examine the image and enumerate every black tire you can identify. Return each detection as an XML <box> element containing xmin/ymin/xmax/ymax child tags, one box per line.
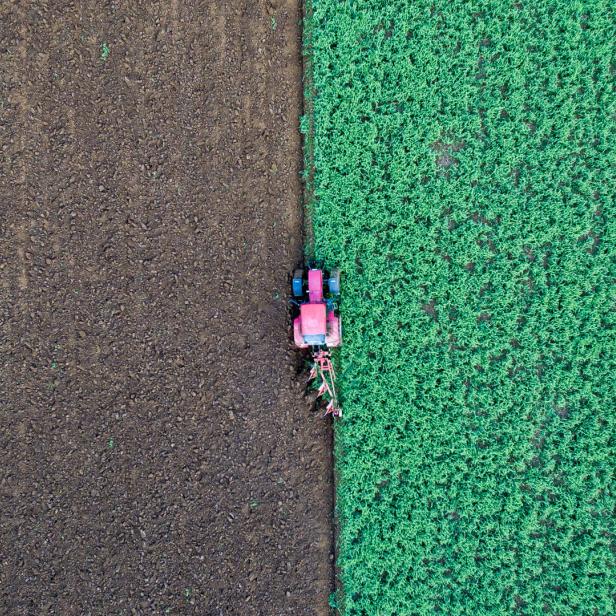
<box><xmin>292</xmin><ymin>268</ymin><xmax>304</xmax><ymax>297</ymax></box>
<box><xmin>328</xmin><ymin>268</ymin><xmax>341</xmax><ymax>295</ymax></box>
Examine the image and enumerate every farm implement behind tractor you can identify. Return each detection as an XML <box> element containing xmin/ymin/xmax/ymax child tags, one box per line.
<box><xmin>291</xmin><ymin>266</ymin><xmax>342</xmax><ymax>417</ymax></box>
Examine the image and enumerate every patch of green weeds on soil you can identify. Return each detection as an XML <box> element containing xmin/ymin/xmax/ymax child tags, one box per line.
<box><xmin>100</xmin><ymin>42</ymin><xmax>110</xmax><ymax>61</ymax></box>
<box><xmin>306</xmin><ymin>0</ymin><xmax>616</xmax><ymax>614</ymax></box>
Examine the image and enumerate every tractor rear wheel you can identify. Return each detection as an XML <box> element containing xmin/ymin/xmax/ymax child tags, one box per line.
<box><xmin>328</xmin><ymin>269</ymin><xmax>341</xmax><ymax>295</ymax></box>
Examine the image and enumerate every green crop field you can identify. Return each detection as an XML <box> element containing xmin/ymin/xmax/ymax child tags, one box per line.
<box><xmin>303</xmin><ymin>1</ymin><xmax>615</xmax><ymax>614</ymax></box>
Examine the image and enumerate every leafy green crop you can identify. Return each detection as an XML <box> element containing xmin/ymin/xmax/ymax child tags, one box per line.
<box><xmin>304</xmin><ymin>1</ymin><xmax>616</xmax><ymax>614</ymax></box>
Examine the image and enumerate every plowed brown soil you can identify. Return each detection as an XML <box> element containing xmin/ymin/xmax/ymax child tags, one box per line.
<box><xmin>0</xmin><ymin>2</ymin><xmax>333</xmax><ymax>614</ymax></box>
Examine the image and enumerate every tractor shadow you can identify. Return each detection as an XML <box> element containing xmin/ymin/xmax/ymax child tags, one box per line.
<box><xmin>290</xmin><ymin>328</ymin><xmax>336</xmax><ymax>415</ymax></box>
<box><xmin>291</xmin><ymin>347</ymin><xmax>322</xmax><ymax>410</ymax></box>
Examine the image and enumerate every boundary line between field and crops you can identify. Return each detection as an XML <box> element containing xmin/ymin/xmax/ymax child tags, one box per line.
<box><xmin>301</xmin><ymin>0</ymin><xmax>316</xmax><ymax>259</ymax></box>
<box><xmin>301</xmin><ymin>0</ymin><xmax>341</xmax><ymax>612</ymax></box>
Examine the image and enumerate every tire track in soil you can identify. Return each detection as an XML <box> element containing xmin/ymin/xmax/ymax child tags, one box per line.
<box><xmin>0</xmin><ymin>2</ymin><xmax>333</xmax><ymax>615</ymax></box>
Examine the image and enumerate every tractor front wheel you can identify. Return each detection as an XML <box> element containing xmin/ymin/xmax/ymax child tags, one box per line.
<box><xmin>328</xmin><ymin>268</ymin><xmax>341</xmax><ymax>295</ymax></box>
<box><xmin>292</xmin><ymin>268</ymin><xmax>304</xmax><ymax>297</ymax></box>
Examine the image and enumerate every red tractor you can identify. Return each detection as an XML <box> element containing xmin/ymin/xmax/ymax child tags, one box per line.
<box><xmin>292</xmin><ymin>266</ymin><xmax>342</xmax><ymax>417</ymax></box>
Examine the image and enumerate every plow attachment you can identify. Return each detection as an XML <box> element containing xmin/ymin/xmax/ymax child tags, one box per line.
<box><xmin>309</xmin><ymin>349</ymin><xmax>341</xmax><ymax>418</ymax></box>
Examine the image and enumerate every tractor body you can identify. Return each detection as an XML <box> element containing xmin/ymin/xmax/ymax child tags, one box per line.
<box><xmin>292</xmin><ymin>267</ymin><xmax>341</xmax><ymax>349</ymax></box>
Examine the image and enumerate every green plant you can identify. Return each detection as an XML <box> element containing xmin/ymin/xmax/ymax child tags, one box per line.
<box><xmin>100</xmin><ymin>42</ymin><xmax>110</xmax><ymax>61</ymax></box>
<box><xmin>306</xmin><ymin>1</ymin><xmax>616</xmax><ymax>614</ymax></box>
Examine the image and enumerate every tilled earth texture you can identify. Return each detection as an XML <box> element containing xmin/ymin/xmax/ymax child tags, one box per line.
<box><xmin>0</xmin><ymin>2</ymin><xmax>333</xmax><ymax>615</ymax></box>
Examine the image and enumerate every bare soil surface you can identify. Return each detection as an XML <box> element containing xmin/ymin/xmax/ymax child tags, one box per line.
<box><xmin>0</xmin><ymin>2</ymin><xmax>333</xmax><ymax>614</ymax></box>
